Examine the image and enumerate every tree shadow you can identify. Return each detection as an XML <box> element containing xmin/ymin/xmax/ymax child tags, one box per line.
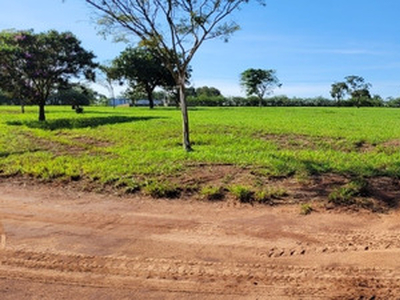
<box><xmin>7</xmin><ymin>116</ymin><xmax>163</xmax><ymax>130</ymax></box>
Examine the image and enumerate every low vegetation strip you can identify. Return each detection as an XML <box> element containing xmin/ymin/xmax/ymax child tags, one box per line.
<box><xmin>1</xmin><ymin>106</ymin><xmax>400</xmax><ymax>210</ymax></box>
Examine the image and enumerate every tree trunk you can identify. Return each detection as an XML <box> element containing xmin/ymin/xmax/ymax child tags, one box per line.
<box><xmin>38</xmin><ymin>101</ymin><xmax>46</xmax><ymax>121</ymax></box>
<box><xmin>147</xmin><ymin>87</ymin><xmax>154</xmax><ymax>109</ymax></box>
<box><xmin>178</xmin><ymin>79</ymin><xmax>192</xmax><ymax>152</ymax></box>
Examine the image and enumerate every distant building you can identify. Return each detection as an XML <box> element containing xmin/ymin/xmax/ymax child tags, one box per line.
<box><xmin>109</xmin><ymin>98</ymin><xmax>131</xmax><ymax>106</ymax></box>
<box><xmin>135</xmin><ymin>99</ymin><xmax>163</xmax><ymax>106</ymax></box>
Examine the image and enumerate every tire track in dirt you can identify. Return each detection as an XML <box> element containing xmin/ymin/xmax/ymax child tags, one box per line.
<box><xmin>165</xmin><ymin>218</ymin><xmax>400</xmax><ymax>260</ymax></box>
<box><xmin>2</xmin><ymin>182</ymin><xmax>400</xmax><ymax>299</ymax></box>
<box><xmin>1</xmin><ymin>248</ymin><xmax>400</xmax><ymax>299</ymax></box>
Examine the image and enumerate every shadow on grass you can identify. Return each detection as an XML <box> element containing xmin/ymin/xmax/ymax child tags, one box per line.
<box><xmin>7</xmin><ymin>116</ymin><xmax>163</xmax><ymax>130</ymax></box>
<box><xmin>0</xmin><ymin>149</ymin><xmax>42</xmax><ymax>158</ymax></box>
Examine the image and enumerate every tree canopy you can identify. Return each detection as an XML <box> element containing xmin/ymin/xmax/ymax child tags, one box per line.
<box><xmin>0</xmin><ymin>29</ymin><xmax>97</xmax><ymax>120</ymax></box>
<box><xmin>330</xmin><ymin>82</ymin><xmax>348</xmax><ymax>104</ymax></box>
<box><xmin>110</xmin><ymin>46</ymin><xmax>175</xmax><ymax>109</ymax></box>
<box><xmin>240</xmin><ymin>68</ymin><xmax>281</xmax><ymax>106</ymax></box>
<box><xmin>330</xmin><ymin>76</ymin><xmax>372</xmax><ymax>107</ymax></box>
<box><xmin>196</xmin><ymin>86</ymin><xmax>222</xmax><ymax>97</ymax></box>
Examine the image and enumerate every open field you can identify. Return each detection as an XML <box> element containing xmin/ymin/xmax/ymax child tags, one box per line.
<box><xmin>2</xmin><ymin>105</ymin><xmax>400</xmax><ymax>210</ymax></box>
<box><xmin>2</xmin><ymin>106</ymin><xmax>400</xmax><ymax>298</ymax></box>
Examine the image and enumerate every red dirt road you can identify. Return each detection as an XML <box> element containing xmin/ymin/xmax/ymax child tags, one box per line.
<box><xmin>1</xmin><ymin>181</ymin><xmax>400</xmax><ymax>299</ymax></box>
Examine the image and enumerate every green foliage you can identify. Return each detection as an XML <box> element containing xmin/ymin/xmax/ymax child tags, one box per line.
<box><xmin>328</xmin><ymin>178</ymin><xmax>369</xmax><ymax>206</ymax></box>
<box><xmin>300</xmin><ymin>203</ymin><xmax>313</xmax><ymax>215</ymax></box>
<box><xmin>330</xmin><ymin>76</ymin><xmax>372</xmax><ymax>108</ymax></box>
<box><xmin>330</xmin><ymin>82</ymin><xmax>348</xmax><ymax>104</ymax></box>
<box><xmin>48</xmin><ymin>84</ymin><xmax>100</xmax><ymax>106</ymax></box>
<box><xmin>110</xmin><ymin>46</ymin><xmax>175</xmax><ymax>109</ymax></box>
<box><xmin>187</xmin><ymin>95</ymin><xmax>226</xmax><ymax>106</ymax></box>
<box><xmin>0</xmin><ymin>89</ymin><xmax>14</xmax><ymax>105</ymax></box>
<box><xmin>200</xmin><ymin>186</ymin><xmax>225</xmax><ymax>201</ymax></box>
<box><xmin>240</xmin><ymin>68</ymin><xmax>281</xmax><ymax>106</ymax></box>
<box><xmin>254</xmin><ymin>187</ymin><xmax>288</xmax><ymax>203</ymax></box>
<box><xmin>3</xmin><ymin>106</ymin><xmax>400</xmax><ymax>198</ymax></box>
<box><xmin>195</xmin><ymin>86</ymin><xmax>222</xmax><ymax>97</ymax></box>
<box><xmin>143</xmin><ymin>180</ymin><xmax>181</xmax><ymax>198</ymax></box>
<box><xmin>229</xmin><ymin>185</ymin><xmax>254</xmax><ymax>203</ymax></box>
<box><xmin>0</xmin><ymin>29</ymin><xmax>97</xmax><ymax>121</ymax></box>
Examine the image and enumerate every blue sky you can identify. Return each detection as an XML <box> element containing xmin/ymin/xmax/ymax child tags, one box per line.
<box><xmin>2</xmin><ymin>0</ymin><xmax>400</xmax><ymax>98</ymax></box>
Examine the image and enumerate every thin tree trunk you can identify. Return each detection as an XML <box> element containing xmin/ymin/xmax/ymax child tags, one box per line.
<box><xmin>178</xmin><ymin>80</ymin><xmax>192</xmax><ymax>152</ymax></box>
<box><xmin>20</xmin><ymin>99</ymin><xmax>25</xmax><ymax>114</ymax></box>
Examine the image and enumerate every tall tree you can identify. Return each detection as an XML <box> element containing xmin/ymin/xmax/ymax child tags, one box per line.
<box><xmin>110</xmin><ymin>46</ymin><xmax>175</xmax><ymax>109</ymax></box>
<box><xmin>84</xmin><ymin>0</ymin><xmax>259</xmax><ymax>151</ymax></box>
<box><xmin>345</xmin><ymin>75</ymin><xmax>372</xmax><ymax>108</ymax></box>
<box><xmin>240</xmin><ymin>68</ymin><xmax>281</xmax><ymax>106</ymax></box>
<box><xmin>330</xmin><ymin>82</ymin><xmax>348</xmax><ymax>105</ymax></box>
<box><xmin>0</xmin><ymin>29</ymin><xmax>97</xmax><ymax>121</ymax></box>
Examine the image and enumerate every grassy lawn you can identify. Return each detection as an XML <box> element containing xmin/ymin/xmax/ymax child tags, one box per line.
<box><xmin>2</xmin><ymin>105</ymin><xmax>400</xmax><ymax>209</ymax></box>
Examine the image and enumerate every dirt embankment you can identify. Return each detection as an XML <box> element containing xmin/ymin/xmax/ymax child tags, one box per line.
<box><xmin>1</xmin><ymin>180</ymin><xmax>400</xmax><ymax>299</ymax></box>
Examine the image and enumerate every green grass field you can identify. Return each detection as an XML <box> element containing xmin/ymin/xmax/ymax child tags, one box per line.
<box><xmin>2</xmin><ymin>105</ymin><xmax>400</xmax><ymax>208</ymax></box>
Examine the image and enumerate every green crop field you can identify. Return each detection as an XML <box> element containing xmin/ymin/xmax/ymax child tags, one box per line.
<box><xmin>2</xmin><ymin>105</ymin><xmax>400</xmax><ymax>209</ymax></box>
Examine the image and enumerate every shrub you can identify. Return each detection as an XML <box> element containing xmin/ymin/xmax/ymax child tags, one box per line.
<box><xmin>300</xmin><ymin>203</ymin><xmax>313</xmax><ymax>215</ymax></box>
<box><xmin>200</xmin><ymin>186</ymin><xmax>225</xmax><ymax>201</ymax></box>
<box><xmin>143</xmin><ymin>181</ymin><xmax>181</xmax><ymax>198</ymax></box>
<box><xmin>229</xmin><ymin>185</ymin><xmax>254</xmax><ymax>203</ymax></box>
<box><xmin>254</xmin><ymin>187</ymin><xmax>288</xmax><ymax>204</ymax></box>
<box><xmin>328</xmin><ymin>178</ymin><xmax>369</xmax><ymax>206</ymax></box>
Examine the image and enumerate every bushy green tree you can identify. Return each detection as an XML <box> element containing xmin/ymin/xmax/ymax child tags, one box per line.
<box><xmin>387</xmin><ymin>97</ymin><xmax>400</xmax><ymax>107</ymax></box>
<box><xmin>330</xmin><ymin>76</ymin><xmax>372</xmax><ymax>107</ymax></box>
<box><xmin>345</xmin><ymin>75</ymin><xmax>372</xmax><ymax>108</ymax></box>
<box><xmin>330</xmin><ymin>82</ymin><xmax>348</xmax><ymax>105</ymax></box>
<box><xmin>0</xmin><ymin>29</ymin><xmax>97</xmax><ymax>121</ymax></box>
<box><xmin>196</xmin><ymin>86</ymin><xmax>222</xmax><ymax>97</ymax></box>
<box><xmin>110</xmin><ymin>47</ymin><xmax>175</xmax><ymax>109</ymax></box>
<box><xmin>240</xmin><ymin>69</ymin><xmax>281</xmax><ymax>106</ymax></box>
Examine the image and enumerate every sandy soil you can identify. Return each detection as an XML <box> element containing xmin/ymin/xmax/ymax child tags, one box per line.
<box><xmin>1</xmin><ymin>181</ymin><xmax>400</xmax><ymax>299</ymax></box>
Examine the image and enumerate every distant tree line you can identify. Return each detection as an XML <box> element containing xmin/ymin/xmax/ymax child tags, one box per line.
<box><xmin>0</xmin><ymin>31</ymin><xmax>399</xmax><ymax>112</ymax></box>
<box><xmin>186</xmin><ymin>93</ymin><xmax>393</xmax><ymax>107</ymax></box>
<box><xmin>2</xmin><ymin>84</ymin><xmax>400</xmax><ymax>108</ymax></box>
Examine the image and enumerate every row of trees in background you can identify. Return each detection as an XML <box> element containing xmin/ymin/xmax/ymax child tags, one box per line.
<box><xmin>2</xmin><ymin>72</ymin><xmax>400</xmax><ymax>109</ymax></box>
<box><xmin>187</xmin><ymin>93</ymin><xmax>398</xmax><ymax>107</ymax></box>
<box><xmin>0</xmin><ymin>28</ymin><xmax>387</xmax><ymax>113</ymax></box>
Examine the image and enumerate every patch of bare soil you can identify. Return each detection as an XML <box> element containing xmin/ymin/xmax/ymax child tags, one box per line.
<box><xmin>176</xmin><ymin>166</ymin><xmax>400</xmax><ymax>210</ymax></box>
<box><xmin>1</xmin><ymin>180</ymin><xmax>400</xmax><ymax>299</ymax></box>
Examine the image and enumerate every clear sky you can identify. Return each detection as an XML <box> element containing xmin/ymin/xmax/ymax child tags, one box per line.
<box><xmin>1</xmin><ymin>0</ymin><xmax>400</xmax><ymax>98</ymax></box>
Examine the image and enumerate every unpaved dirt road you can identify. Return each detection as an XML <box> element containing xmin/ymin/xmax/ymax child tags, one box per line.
<box><xmin>1</xmin><ymin>181</ymin><xmax>400</xmax><ymax>299</ymax></box>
